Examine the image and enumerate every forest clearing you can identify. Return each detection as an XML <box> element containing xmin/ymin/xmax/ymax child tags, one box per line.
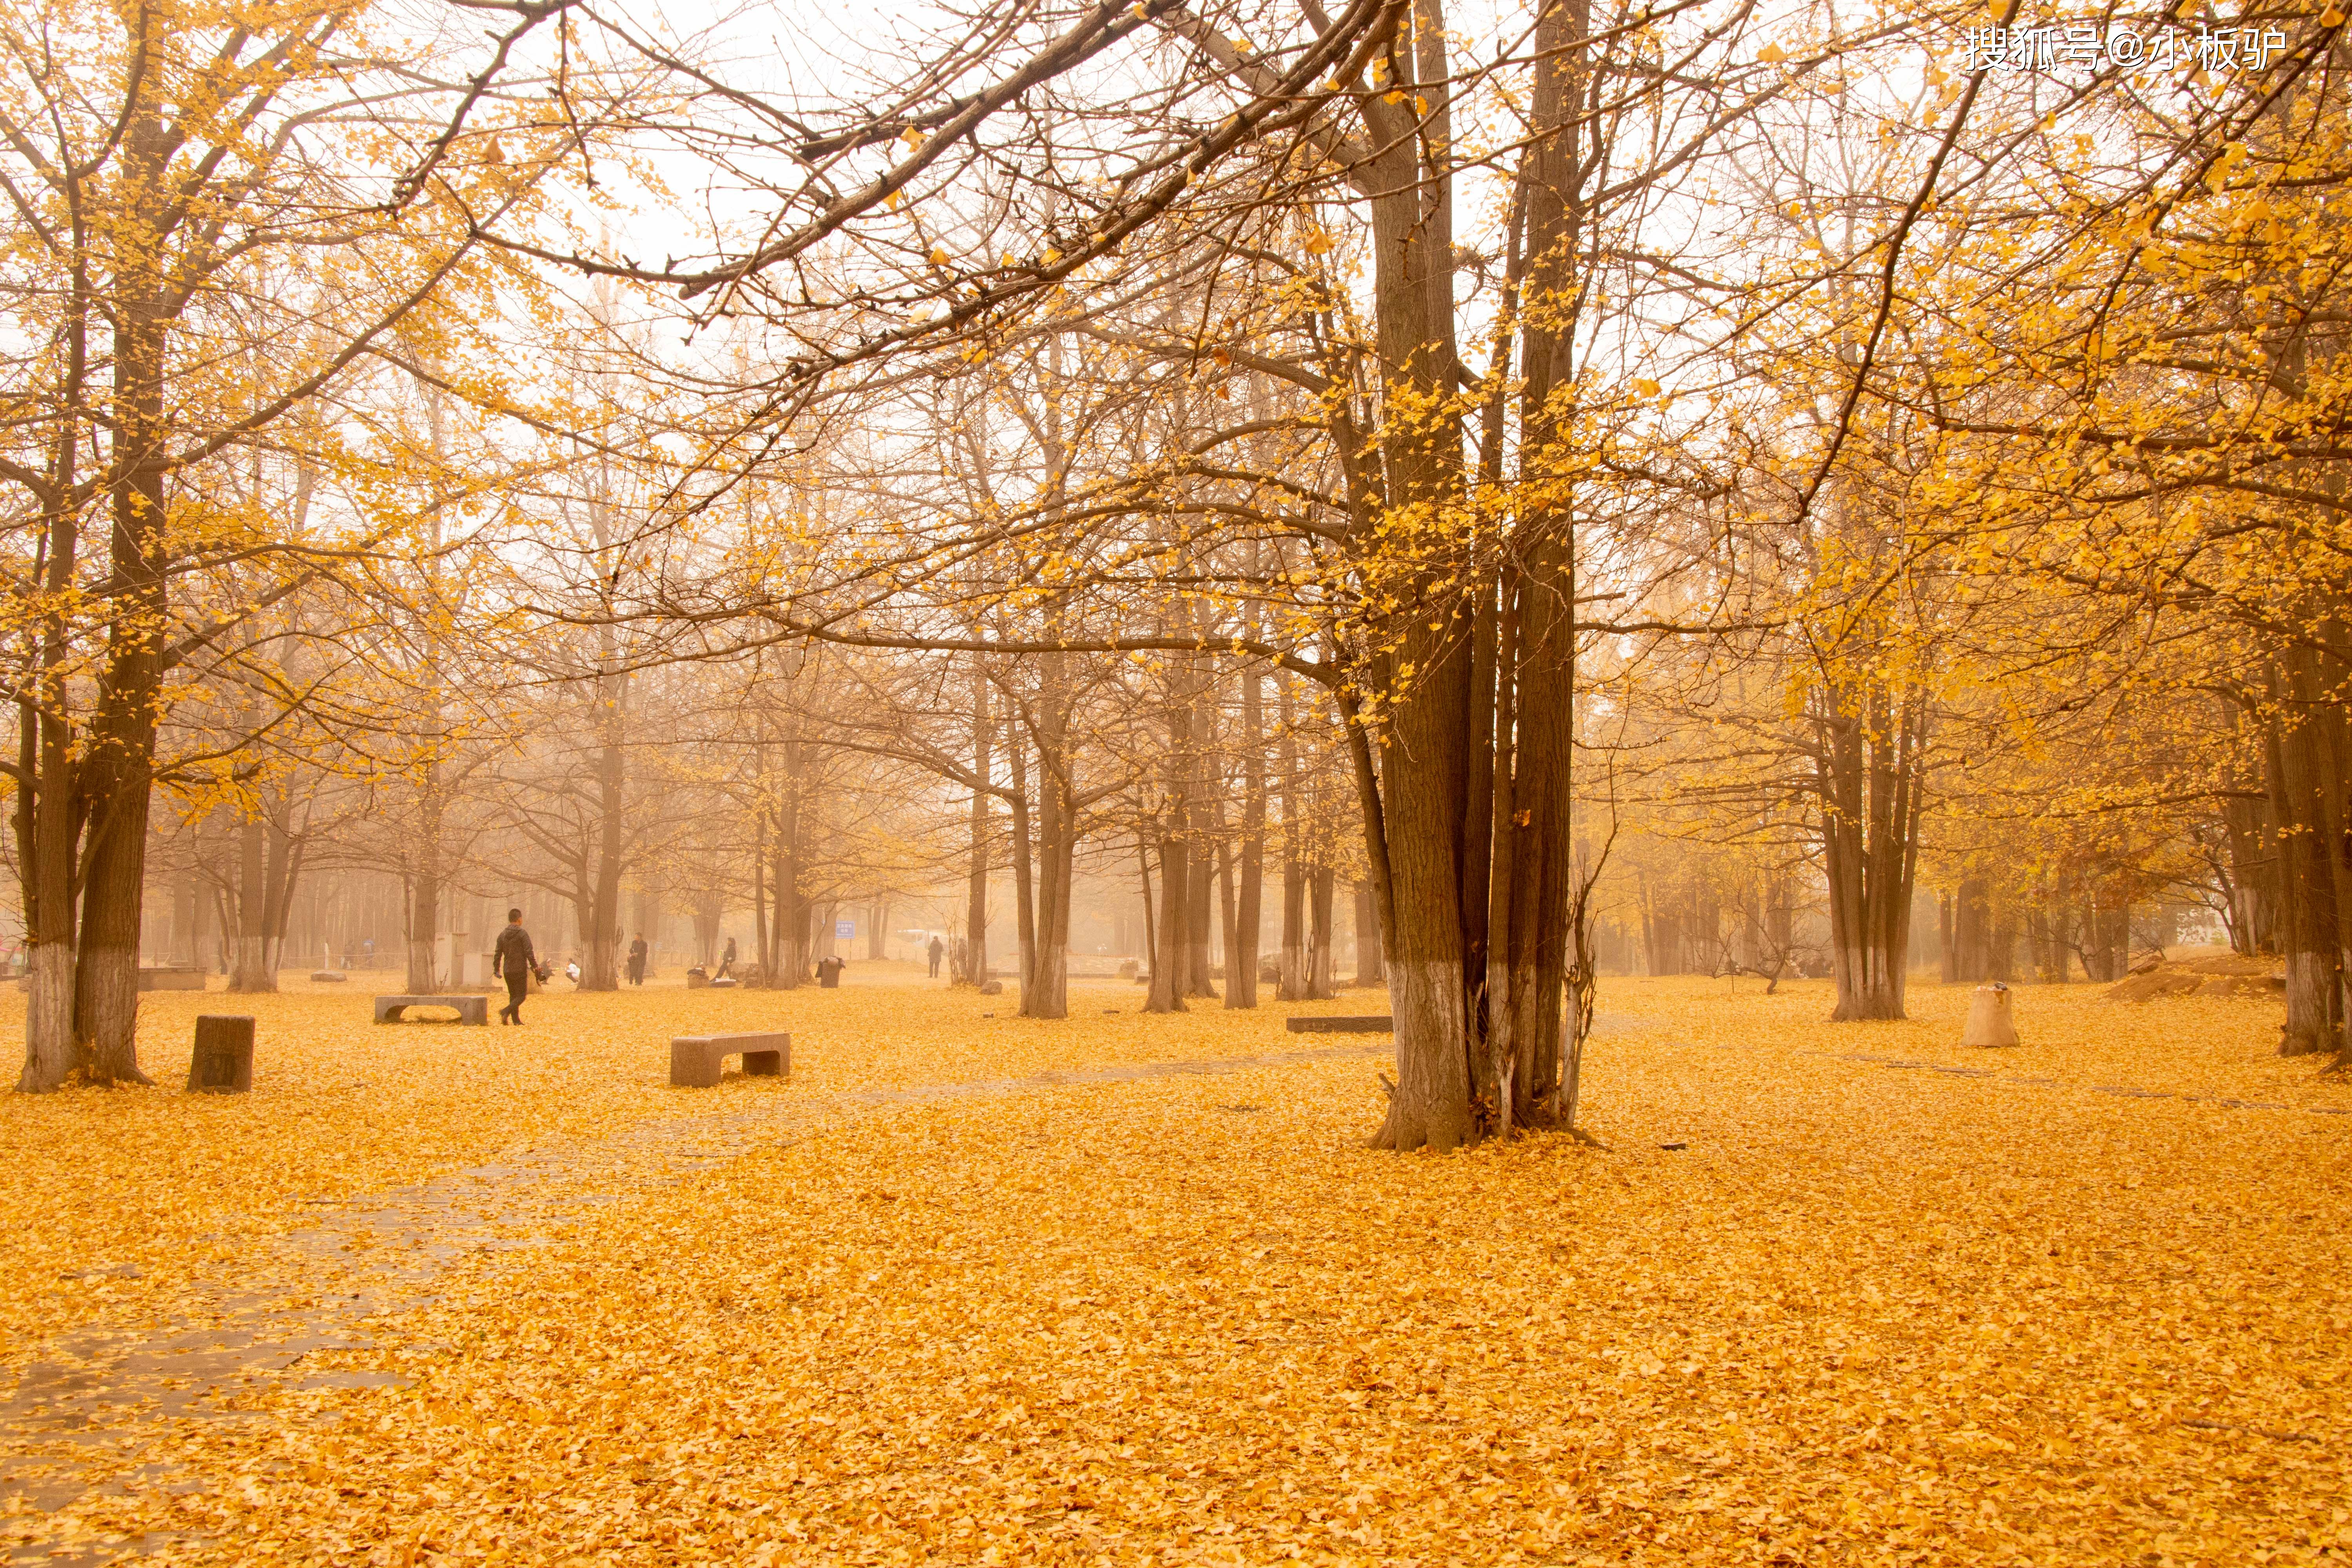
<box><xmin>8</xmin><ymin>0</ymin><xmax>2352</xmax><ymax>1561</ymax></box>
<box><xmin>3</xmin><ymin>968</ymin><xmax>2347</xmax><ymax>1565</ymax></box>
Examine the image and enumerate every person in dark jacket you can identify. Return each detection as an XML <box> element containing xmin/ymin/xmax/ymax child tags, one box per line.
<box><xmin>627</xmin><ymin>934</ymin><xmax>648</xmax><ymax>985</ymax></box>
<box><xmin>716</xmin><ymin>936</ymin><xmax>737</xmax><ymax>980</ymax></box>
<box><xmin>492</xmin><ymin>909</ymin><xmax>539</xmax><ymax>1025</ymax></box>
<box><xmin>926</xmin><ymin>935</ymin><xmax>945</xmax><ymax>978</ymax></box>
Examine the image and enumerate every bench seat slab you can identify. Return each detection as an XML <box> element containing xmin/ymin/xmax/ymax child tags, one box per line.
<box><xmin>670</xmin><ymin>1031</ymin><xmax>793</xmax><ymax>1088</ymax></box>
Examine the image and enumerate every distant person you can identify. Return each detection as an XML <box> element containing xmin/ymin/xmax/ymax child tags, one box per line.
<box><xmin>492</xmin><ymin>909</ymin><xmax>539</xmax><ymax>1025</ymax></box>
<box><xmin>817</xmin><ymin>954</ymin><xmax>845</xmax><ymax>989</ymax></box>
<box><xmin>716</xmin><ymin>937</ymin><xmax>737</xmax><ymax>980</ymax></box>
<box><xmin>926</xmin><ymin>935</ymin><xmax>944</xmax><ymax>978</ymax></box>
<box><xmin>627</xmin><ymin>934</ymin><xmax>648</xmax><ymax>985</ymax></box>
<box><xmin>564</xmin><ymin>957</ymin><xmax>581</xmax><ymax>985</ymax></box>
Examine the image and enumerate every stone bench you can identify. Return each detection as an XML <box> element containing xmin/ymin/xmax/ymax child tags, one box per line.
<box><xmin>1285</xmin><ymin>1015</ymin><xmax>1394</xmax><ymax>1034</ymax></box>
<box><xmin>374</xmin><ymin>994</ymin><xmax>489</xmax><ymax>1025</ymax></box>
<box><xmin>670</xmin><ymin>1031</ymin><xmax>791</xmax><ymax>1088</ymax></box>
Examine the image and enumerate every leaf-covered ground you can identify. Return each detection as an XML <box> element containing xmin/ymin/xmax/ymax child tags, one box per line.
<box><xmin>3</xmin><ymin>967</ymin><xmax>2348</xmax><ymax>1564</ymax></box>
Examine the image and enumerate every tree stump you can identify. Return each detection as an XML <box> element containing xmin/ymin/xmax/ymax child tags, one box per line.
<box><xmin>187</xmin><ymin>1015</ymin><xmax>255</xmax><ymax>1093</ymax></box>
<box><xmin>1961</xmin><ymin>984</ymin><xmax>2019</xmax><ymax>1048</ymax></box>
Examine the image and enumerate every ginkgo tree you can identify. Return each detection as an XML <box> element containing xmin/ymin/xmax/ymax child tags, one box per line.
<box><xmin>0</xmin><ymin>0</ymin><xmax>630</xmax><ymax>1089</ymax></box>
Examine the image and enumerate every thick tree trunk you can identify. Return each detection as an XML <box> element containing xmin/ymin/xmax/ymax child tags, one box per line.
<box><xmin>1183</xmin><ymin>787</ymin><xmax>1217</xmax><ymax>999</ymax></box>
<box><xmin>73</xmin><ymin>250</ymin><xmax>176</xmax><ymax>1083</ymax></box>
<box><xmin>1951</xmin><ymin>875</ymin><xmax>1992</xmax><ymax>982</ymax></box>
<box><xmin>1373</xmin><ymin>625</ymin><xmax>1476</xmax><ymax>1149</ymax></box>
<box><xmin>1145</xmin><ymin>679</ymin><xmax>1193</xmax><ymax>1012</ymax></box>
<box><xmin>1145</xmin><ymin>825</ymin><xmax>1188</xmax><ymax>1014</ymax></box>
<box><xmin>1276</xmin><ymin>673</ymin><xmax>1308</xmax><ymax>1001</ymax></box>
<box><xmin>1026</xmin><ymin>769</ymin><xmax>1072</xmax><ymax>1020</ymax></box>
<box><xmin>1010</xmin><ymin>782</ymin><xmax>1037</xmax><ymax>999</ymax></box>
<box><xmin>262</xmin><ymin>821</ymin><xmax>301</xmax><ymax>982</ymax></box>
<box><xmin>13</xmin><ymin>302</ymin><xmax>85</xmax><ymax>1093</ymax></box>
<box><xmin>1007</xmin><ymin>714</ymin><xmax>1040</xmax><ymax>1000</ymax></box>
<box><xmin>755</xmin><ymin>799</ymin><xmax>774</xmax><ymax>983</ymax></box>
<box><xmin>1135</xmin><ymin>835</ymin><xmax>1157</xmax><ymax>991</ymax></box>
<box><xmin>1362</xmin><ymin>0</ymin><xmax>1519</xmax><ymax>1151</ymax></box>
<box><xmin>1466</xmin><ymin>0</ymin><xmax>1593</xmax><ymax>1134</ymax></box>
<box><xmin>1227</xmin><ymin>665</ymin><xmax>1264</xmax><ymax>1008</ymax></box>
<box><xmin>964</xmin><ymin>661</ymin><xmax>991</xmax><ymax>986</ymax></box>
<box><xmin>2268</xmin><ymin>675</ymin><xmax>2348</xmax><ymax>1055</ymax></box>
<box><xmin>581</xmin><ymin>672</ymin><xmax>627</xmax><ymax>990</ymax></box>
<box><xmin>406</xmin><ymin>863</ymin><xmax>441</xmax><ymax>993</ymax></box>
<box><xmin>2220</xmin><ymin>787</ymin><xmax>2281</xmax><ymax>957</ymax></box>
<box><xmin>1354</xmin><ymin>878</ymin><xmax>1384</xmax><ymax>986</ymax></box>
<box><xmin>1022</xmin><ymin>653</ymin><xmax>1075</xmax><ymax>1019</ymax></box>
<box><xmin>1818</xmin><ymin>683</ymin><xmax>1925</xmax><ymax>1021</ymax></box>
<box><xmin>774</xmin><ymin>730</ymin><xmax>805</xmax><ymax>989</ymax></box>
<box><xmin>1500</xmin><ymin>541</ymin><xmax>1579</xmax><ymax>1127</ymax></box>
<box><xmin>1308</xmin><ymin>866</ymin><xmax>1336</xmax><ymax>998</ymax></box>
<box><xmin>230</xmin><ymin>818</ymin><xmax>275</xmax><ymax>992</ymax></box>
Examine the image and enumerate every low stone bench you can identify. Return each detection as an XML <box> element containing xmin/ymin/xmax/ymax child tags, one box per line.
<box><xmin>1285</xmin><ymin>1015</ymin><xmax>1394</xmax><ymax>1033</ymax></box>
<box><xmin>670</xmin><ymin>1031</ymin><xmax>791</xmax><ymax>1088</ymax></box>
<box><xmin>374</xmin><ymin>994</ymin><xmax>489</xmax><ymax>1025</ymax></box>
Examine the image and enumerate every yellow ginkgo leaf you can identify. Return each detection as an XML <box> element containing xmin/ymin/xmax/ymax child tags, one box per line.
<box><xmin>1759</xmin><ymin>42</ymin><xmax>1787</xmax><ymax>64</ymax></box>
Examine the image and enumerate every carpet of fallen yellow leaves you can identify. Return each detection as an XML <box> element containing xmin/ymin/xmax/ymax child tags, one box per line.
<box><xmin>4</xmin><ymin>965</ymin><xmax>2350</xmax><ymax>1565</ymax></box>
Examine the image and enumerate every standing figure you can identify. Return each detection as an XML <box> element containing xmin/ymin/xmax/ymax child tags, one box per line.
<box><xmin>717</xmin><ymin>937</ymin><xmax>738</xmax><ymax>980</ymax></box>
<box><xmin>627</xmin><ymin>933</ymin><xmax>648</xmax><ymax>985</ymax></box>
<box><xmin>493</xmin><ymin>909</ymin><xmax>538</xmax><ymax>1025</ymax></box>
<box><xmin>926</xmin><ymin>935</ymin><xmax>945</xmax><ymax>979</ymax></box>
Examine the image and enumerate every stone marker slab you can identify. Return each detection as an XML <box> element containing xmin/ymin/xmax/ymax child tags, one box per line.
<box><xmin>1285</xmin><ymin>1015</ymin><xmax>1394</xmax><ymax>1034</ymax></box>
<box><xmin>1961</xmin><ymin>984</ymin><xmax>2019</xmax><ymax>1048</ymax></box>
<box><xmin>373</xmin><ymin>994</ymin><xmax>489</xmax><ymax>1025</ymax></box>
<box><xmin>669</xmin><ymin>1031</ymin><xmax>791</xmax><ymax>1088</ymax></box>
<box><xmin>187</xmin><ymin>1015</ymin><xmax>255</xmax><ymax>1093</ymax></box>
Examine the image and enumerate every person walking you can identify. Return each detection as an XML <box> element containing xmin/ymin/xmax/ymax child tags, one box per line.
<box><xmin>493</xmin><ymin>908</ymin><xmax>539</xmax><ymax>1025</ymax></box>
<box><xmin>926</xmin><ymin>935</ymin><xmax>944</xmax><ymax>979</ymax></box>
<box><xmin>716</xmin><ymin>937</ymin><xmax>737</xmax><ymax>980</ymax></box>
<box><xmin>627</xmin><ymin>934</ymin><xmax>648</xmax><ymax>985</ymax></box>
